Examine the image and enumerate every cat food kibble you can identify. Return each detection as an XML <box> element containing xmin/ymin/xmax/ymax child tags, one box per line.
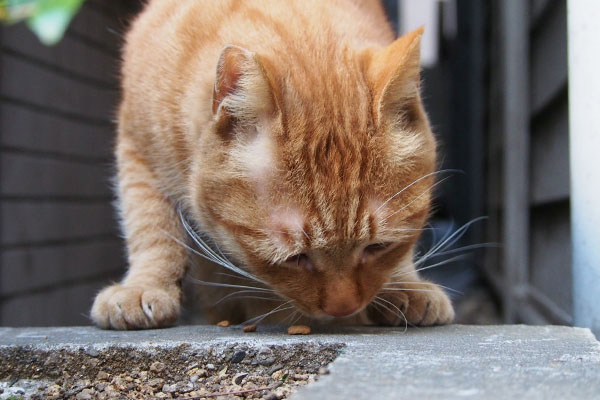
<box><xmin>287</xmin><ymin>325</ymin><xmax>311</xmax><ymax>335</ymax></box>
<box><xmin>217</xmin><ymin>320</ymin><xmax>230</xmax><ymax>327</ymax></box>
<box><xmin>243</xmin><ymin>324</ymin><xmax>257</xmax><ymax>332</ymax></box>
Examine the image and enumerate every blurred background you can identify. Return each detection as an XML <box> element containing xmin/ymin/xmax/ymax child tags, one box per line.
<box><xmin>0</xmin><ymin>0</ymin><xmax>591</xmax><ymax>333</ymax></box>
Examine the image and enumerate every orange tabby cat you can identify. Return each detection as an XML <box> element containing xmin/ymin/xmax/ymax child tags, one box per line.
<box><xmin>91</xmin><ymin>0</ymin><xmax>454</xmax><ymax>329</ymax></box>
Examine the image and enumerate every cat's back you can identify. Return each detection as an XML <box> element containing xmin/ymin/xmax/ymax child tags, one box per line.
<box><xmin>122</xmin><ymin>0</ymin><xmax>394</xmax><ymax>83</ymax></box>
<box><xmin>131</xmin><ymin>0</ymin><xmax>393</xmax><ymax>43</ymax></box>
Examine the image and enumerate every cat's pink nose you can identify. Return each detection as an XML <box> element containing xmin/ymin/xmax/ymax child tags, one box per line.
<box><xmin>323</xmin><ymin>299</ymin><xmax>361</xmax><ymax>317</ymax></box>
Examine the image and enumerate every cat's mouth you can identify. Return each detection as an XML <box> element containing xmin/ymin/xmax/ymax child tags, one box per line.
<box><xmin>313</xmin><ymin>308</ymin><xmax>364</xmax><ymax>320</ymax></box>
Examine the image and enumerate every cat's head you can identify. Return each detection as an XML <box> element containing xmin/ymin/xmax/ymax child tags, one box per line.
<box><xmin>191</xmin><ymin>28</ymin><xmax>436</xmax><ymax>318</ymax></box>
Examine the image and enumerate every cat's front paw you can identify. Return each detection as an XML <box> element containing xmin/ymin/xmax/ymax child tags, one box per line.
<box><xmin>369</xmin><ymin>281</ymin><xmax>454</xmax><ymax>326</ymax></box>
<box><xmin>91</xmin><ymin>284</ymin><xmax>180</xmax><ymax>330</ymax></box>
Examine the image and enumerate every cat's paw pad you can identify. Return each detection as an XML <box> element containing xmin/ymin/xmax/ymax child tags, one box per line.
<box><xmin>91</xmin><ymin>284</ymin><xmax>180</xmax><ymax>330</ymax></box>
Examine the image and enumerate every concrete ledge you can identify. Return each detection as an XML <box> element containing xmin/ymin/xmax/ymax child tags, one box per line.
<box><xmin>0</xmin><ymin>325</ymin><xmax>599</xmax><ymax>399</ymax></box>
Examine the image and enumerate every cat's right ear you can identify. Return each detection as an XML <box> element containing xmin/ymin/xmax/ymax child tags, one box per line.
<box><xmin>212</xmin><ymin>45</ymin><xmax>279</xmax><ymax>128</ymax></box>
<box><xmin>364</xmin><ymin>27</ymin><xmax>424</xmax><ymax>126</ymax></box>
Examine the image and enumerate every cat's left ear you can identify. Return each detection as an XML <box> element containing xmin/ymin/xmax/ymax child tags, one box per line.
<box><xmin>365</xmin><ymin>27</ymin><xmax>424</xmax><ymax>125</ymax></box>
<box><xmin>212</xmin><ymin>44</ymin><xmax>280</xmax><ymax>126</ymax></box>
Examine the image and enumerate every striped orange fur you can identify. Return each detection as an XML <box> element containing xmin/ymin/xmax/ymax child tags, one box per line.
<box><xmin>91</xmin><ymin>0</ymin><xmax>454</xmax><ymax>329</ymax></box>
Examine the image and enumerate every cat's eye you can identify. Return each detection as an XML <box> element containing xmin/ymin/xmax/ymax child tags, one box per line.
<box><xmin>283</xmin><ymin>253</ymin><xmax>313</xmax><ymax>271</ymax></box>
<box><xmin>363</xmin><ymin>242</ymin><xmax>393</xmax><ymax>255</ymax></box>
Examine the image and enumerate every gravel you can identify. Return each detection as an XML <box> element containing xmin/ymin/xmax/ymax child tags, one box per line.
<box><xmin>0</xmin><ymin>341</ymin><xmax>342</xmax><ymax>399</ymax></box>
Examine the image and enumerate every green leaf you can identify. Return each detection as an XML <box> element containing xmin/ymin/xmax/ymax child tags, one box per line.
<box><xmin>28</xmin><ymin>0</ymin><xmax>85</xmax><ymax>45</ymax></box>
<box><xmin>1</xmin><ymin>0</ymin><xmax>86</xmax><ymax>45</ymax></box>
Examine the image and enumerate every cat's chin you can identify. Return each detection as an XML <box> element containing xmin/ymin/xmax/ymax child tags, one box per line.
<box><xmin>311</xmin><ymin>308</ymin><xmax>364</xmax><ymax>321</ymax></box>
<box><xmin>312</xmin><ymin>313</ymin><xmax>336</xmax><ymax>322</ymax></box>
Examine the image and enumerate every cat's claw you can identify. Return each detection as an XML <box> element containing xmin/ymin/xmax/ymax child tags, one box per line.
<box><xmin>369</xmin><ymin>282</ymin><xmax>454</xmax><ymax>327</ymax></box>
<box><xmin>91</xmin><ymin>284</ymin><xmax>180</xmax><ymax>330</ymax></box>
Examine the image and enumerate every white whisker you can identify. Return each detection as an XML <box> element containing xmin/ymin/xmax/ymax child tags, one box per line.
<box><xmin>189</xmin><ymin>278</ymin><xmax>274</xmax><ymax>293</ymax></box>
<box><xmin>395</xmin><ymin>254</ymin><xmax>468</xmax><ymax>278</ymax></box>
<box><xmin>282</xmin><ymin>309</ymin><xmax>301</xmax><ymax>325</ymax></box>
<box><xmin>243</xmin><ymin>301</ymin><xmax>294</xmax><ymax>325</ymax></box>
<box><xmin>290</xmin><ymin>311</ymin><xmax>303</xmax><ymax>325</ymax></box>
<box><xmin>213</xmin><ymin>272</ymin><xmax>260</xmax><ymax>283</ymax></box>
<box><xmin>380</xmin><ymin>288</ymin><xmax>437</xmax><ymax>293</ymax></box>
<box><xmin>418</xmin><ymin>242</ymin><xmax>501</xmax><ymax>263</ymax></box>
<box><xmin>384</xmin><ymin>281</ymin><xmax>463</xmax><ymax>295</ymax></box>
<box><xmin>382</xmin><ymin>227</ymin><xmax>437</xmax><ymax>233</ymax></box>
<box><xmin>300</xmin><ymin>227</ymin><xmax>310</xmax><ymax>242</ymax></box>
<box><xmin>374</xmin><ymin>169</ymin><xmax>462</xmax><ymax>216</ymax></box>
<box><xmin>415</xmin><ymin>216</ymin><xmax>488</xmax><ymax>265</ymax></box>
<box><xmin>372</xmin><ymin>298</ymin><xmax>408</xmax><ymax>332</ymax></box>
<box><xmin>176</xmin><ymin>206</ymin><xmax>266</xmax><ymax>284</ymax></box>
<box><xmin>381</xmin><ymin>175</ymin><xmax>453</xmax><ymax>225</ymax></box>
<box><xmin>212</xmin><ymin>290</ymin><xmax>280</xmax><ymax>306</ymax></box>
<box><xmin>216</xmin><ymin>295</ymin><xmax>282</xmax><ymax>305</ymax></box>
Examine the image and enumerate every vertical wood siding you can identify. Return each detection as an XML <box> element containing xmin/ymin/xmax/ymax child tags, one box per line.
<box><xmin>0</xmin><ymin>0</ymin><xmax>139</xmax><ymax>326</ymax></box>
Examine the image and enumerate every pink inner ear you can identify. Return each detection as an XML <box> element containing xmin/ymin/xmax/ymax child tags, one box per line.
<box><xmin>212</xmin><ymin>47</ymin><xmax>245</xmax><ymax>114</ymax></box>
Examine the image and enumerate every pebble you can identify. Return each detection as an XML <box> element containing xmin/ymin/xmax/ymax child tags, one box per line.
<box><xmin>97</xmin><ymin>371</ymin><xmax>110</xmax><ymax>380</ymax></box>
<box><xmin>75</xmin><ymin>388</ymin><xmax>95</xmax><ymax>400</ymax></box>
<box><xmin>206</xmin><ymin>363</ymin><xmax>216</xmax><ymax>370</ymax></box>
<box><xmin>186</xmin><ymin>363</ymin><xmax>199</xmax><ymax>371</ymax></box>
<box><xmin>232</xmin><ymin>350</ymin><xmax>246</xmax><ymax>363</ymax></box>
<box><xmin>243</xmin><ymin>324</ymin><xmax>257</xmax><ymax>332</ymax></box>
<box><xmin>1</xmin><ymin>386</ymin><xmax>25</xmax><ymax>398</ymax></box>
<box><xmin>147</xmin><ymin>378</ymin><xmax>164</xmax><ymax>388</ymax></box>
<box><xmin>47</xmin><ymin>385</ymin><xmax>61</xmax><ymax>394</ymax></box>
<box><xmin>85</xmin><ymin>347</ymin><xmax>100</xmax><ymax>357</ymax></box>
<box><xmin>259</xmin><ymin>356</ymin><xmax>276</xmax><ymax>367</ymax></box>
<box><xmin>268</xmin><ymin>364</ymin><xmax>284</xmax><ymax>375</ymax></box>
<box><xmin>161</xmin><ymin>383</ymin><xmax>177</xmax><ymax>393</ymax></box>
<box><xmin>150</xmin><ymin>361</ymin><xmax>166</xmax><ymax>372</ymax></box>
<box><xmin>232</xmin><ymin>372</ymin><xmax>248</xmax><ymax>385</ymax></box>
<box><xmin>271</xmin><ymin>370</ymin><xmax>284</xmax><ymax>380</ymax></box>
<box><xmin>180</xmin><ymin>382</ymin><xmax>194</xmax><ymax>393</ymax></box>
<box><xmin>217</xmin><ymin>320</ymin><xmax>230</xmax><ymax>327</ymax></box>
<box><xmin>263</xmin><ymin>393</ymin><xmax>279</xmax><ymax>400</ymax></box>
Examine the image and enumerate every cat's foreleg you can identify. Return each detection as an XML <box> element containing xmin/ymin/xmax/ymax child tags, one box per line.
<box><xmin>91</xmin><ymin>138</ymin><xmax>188</xmax><ymax>329</ymax></box>
<box><xmin>368</xmin><ymin>266</ymin><xmax>455</xmax><ymax>327</ymax></box>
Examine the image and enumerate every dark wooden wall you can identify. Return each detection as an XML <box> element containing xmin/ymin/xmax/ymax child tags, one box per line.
<box><xmin>0</xmin><ymin>0</ymin><xmax>140</xmax><ymax>326</ymax></box>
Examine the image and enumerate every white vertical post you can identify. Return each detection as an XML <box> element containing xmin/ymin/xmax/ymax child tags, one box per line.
<box><xmin>398</xmin><ymin>0</ymin><xmax>440</xmax><ymax>67</ymax></box>
<box><xmin>568</xmin><ymin>0</ymin><xmax>600</xmax><ymax>337</ymax></box>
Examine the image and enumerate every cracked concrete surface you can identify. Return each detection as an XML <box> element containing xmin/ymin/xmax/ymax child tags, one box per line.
<box><xmin>0</xmin><ymin>324</ymin><xmax>599</xmax><ymax>399</ymax></box>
